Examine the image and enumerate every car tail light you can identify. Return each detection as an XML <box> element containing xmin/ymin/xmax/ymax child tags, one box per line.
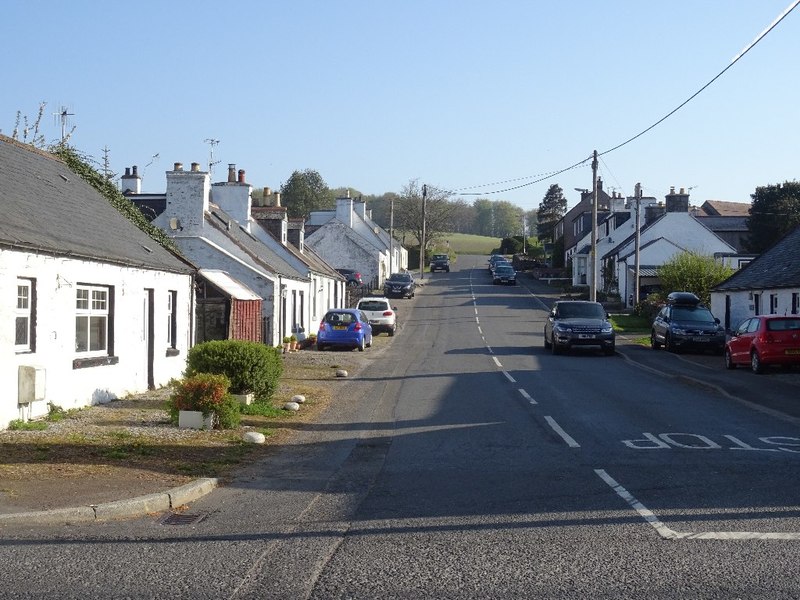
<box><xmin>383</xmin><ymin>310</ymin><xmax>393</xmax><ymax>316</ymax></box>
<box><xmin>318</xmin><ymin>320</ymin><xmax>326</xmax><ymax>332</ymax></box>
<box><xmin>355</xmin><ymin>272</ymin><xmax>361</xmax><ymax>279</ymax></box>
<box><xmin>354</xmin><ymin>322</ymin><xmax>363</xmax><ymax>331</ymax></box>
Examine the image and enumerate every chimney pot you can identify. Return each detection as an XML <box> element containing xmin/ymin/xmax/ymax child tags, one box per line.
<box><xmin>191</xmin><ymin>162</ymin><xmax>201</xmax><ymax>172</ymax></box>
<box><xmin>124</xmin><ymin>167</ymin><xmax>131</xmax><ymax>176</ymax></box>
<box><xmin>238</xmin><ymin>169</ymin><xmax>245</xmax><ymax>183</ymax></box>
<box><xmin>670</xmin><ymin>186</ymin><xmax>675</xmax><ymax>194</ymax></box>
<box><xmin>227</xmin><ymin>164</ymin><xmax>236</xmax><ymax>182</ymax></box>
<box><xmin>174</xmin><ymin>162</ymin><xmax>184</xmax><ymax>171</ymax></box>
<box><xmin>679</xmin><ymin>187</ymin><xmax>685</xmax><ymax>194</ymax></box>
<box><xmin>132</xmin><ymin>165</ymin><xmax>138</xmax><ymax>176</ymax></box>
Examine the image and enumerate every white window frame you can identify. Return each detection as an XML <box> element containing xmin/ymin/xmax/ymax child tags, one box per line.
<box><xmin>15</xmin><ymin>278</ymin><xmax>33</xmax><ymax>352</ymax></box>
<box><xmin>167</xmin><ymin>290</ymin><xmax>177</xmax><ymax>349</ymax></box>
<box><xmin>75</xmin><ymin>284</ymin><xmax>110</xmax><ymax>355</ymax></box>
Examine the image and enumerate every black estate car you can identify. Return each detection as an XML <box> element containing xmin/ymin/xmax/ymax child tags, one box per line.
<box><xmin>651</xmin><ymin>292</ymin><xmax>725</xmax><ymax>354</ymax></box>
<box><xmin>543</xmin><ymin>300</ymin><xmax>616</xmax><ymax>356</ymax></box>
<box><xmin>383</xmin><ymin>272</ymin><xmax>416</xmax><ymax>298</ymax></box>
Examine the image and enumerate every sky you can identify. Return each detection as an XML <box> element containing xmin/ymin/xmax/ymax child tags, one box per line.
<box><xmin>2</xmin><ymin>1</ymin><xmax>798</xmax><ymax>213</ymax></box>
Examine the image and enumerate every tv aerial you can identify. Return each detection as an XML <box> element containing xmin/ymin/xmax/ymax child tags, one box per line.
<box><xmin>53</xmin><ymin>105</ymin><xmax>75</xmax><ymax>143</ymax></box>
<box><xmin>204</xmin><ymin>138</ymin><xmax>221</xmax><ymax>177</ymax></box>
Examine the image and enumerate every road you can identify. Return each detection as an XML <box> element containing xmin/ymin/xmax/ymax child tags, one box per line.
<box><xmin>2</xmin><ymin>255</ymin><xmax>800</xmax><ymax>599</ymax></box>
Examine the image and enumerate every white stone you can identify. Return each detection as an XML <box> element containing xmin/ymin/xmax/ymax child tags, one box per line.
<box><xmin>335</xmin><ymin>369</ymin><xmax>348</xmax><ymax>378</ymax></box>
<box><xmin>243</xmin><ymin>431</ymin><xmax>266</xmax><ymax>444</ymax></box>
<box><xmin>178</xmin><ymin>410</ymin><xmax>214</xmax><ymax>430</ymax></box>
<box><xmin>291</xmin><ymin>394</ymin><xmax>306</xmax><ymax>404</ymax></box>
<box><xmin>283</xmin><ymin>401</ymin><xmax>301</xmax><ymax>412</ymax></box>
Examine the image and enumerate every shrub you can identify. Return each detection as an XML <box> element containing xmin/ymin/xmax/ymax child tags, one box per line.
<box><xmin>185</xmin><ymin>340</ymin><xmax>283</xmax><ymax>402</ymax></box>
<box><xmin>168</xmin><ymin>373</ymin><xmax>231</xmax><ymax>423</ymax></box>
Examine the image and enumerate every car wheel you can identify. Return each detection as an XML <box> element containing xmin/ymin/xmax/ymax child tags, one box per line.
<box><xmin>543</xmin><ymin>330</ymin><xmax>551</xmax><ymax>349</ymax></box>
<box><xmin>604</xmin><ymin>345</ymin><xmax>615</xmax><ymax>356</ymax></box>
<box><xmin>664</xmin><ymin>333</ymin><xmax>676</xmax><ymax>353</ymax></box>
<box><xmin>316</xmin><ymin>343</ymin><xmax>326</xmax><ymax>351</ymax></box>
<box><xmin>388</xmin><ymin>324</ymin><xmax>396</xmax><ymax>337</ymax></box>
<box><xmin>650</xmin><ymin>331</ymin><xmax>662</xmax><ymax>350</ymax></box>
<box><xmin>751</xmin><ymin>350</ymin><xmax>764</xmax><ymax>374</ymax></box>
<box><xmin>724</xmin><ymin>348</ymin><xmax>736</xmax><ymax>370</ymax></box>
<box><xmin>551</xmin><ymin>340</ymin><xmax>562</xmax><ymax>355</ymax></box>
<box><xmin>357</xmin><ymin>337</ymin><xmax>365</xmax><ymax>352</ymax></box>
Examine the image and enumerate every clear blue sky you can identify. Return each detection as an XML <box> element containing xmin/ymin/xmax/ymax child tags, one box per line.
<box><xmin>2</xmin><ymin>1</ymin><xmax>798</xmax><ymax>212</ymax></box>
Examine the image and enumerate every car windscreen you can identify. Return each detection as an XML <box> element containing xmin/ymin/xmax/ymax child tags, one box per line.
<box><xmin>432</xmin><ymin>255</ymin><xmax>448</xmax><ymax>260</ymax></box>
<box><xmin>494</xmin><ymin>266</ymin><xmax>514</xmax><ymax>273</ymax></box>
<box><xmin>388</xmin><ymin>274</ymin><xmax>411</xmax><ymax>282</ymax></box>
<box><xmin>767</xmin><ymin>318</ymin><xmax>800</xmax><ymax>331</ymax></box>
<box><xmin>358</xmin><ymin>301</ymin><xmax>388</xmax><ymax>312</ymax></box>
<box><xmin>558</xmin><ymin>303</ymin><xmax>605</xmax><ymax>319</ymax></box>
<box><xmin>672</xmin><ymin>306</ymin><xmax>715</xmax><ymax>323</ymax></box>
<box><xmin>325</xmin><ymin>312</ymin><xmax>355</xmax><ymax>325</ymax></box>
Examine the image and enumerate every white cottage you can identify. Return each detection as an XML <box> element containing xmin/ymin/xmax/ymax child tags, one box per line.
<box><xmin>1</xmin><ymin>135</ymin><xmax>195</xmax><ymax>429</ymax></box>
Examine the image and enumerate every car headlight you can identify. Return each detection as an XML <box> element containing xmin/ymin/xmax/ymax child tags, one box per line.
<box><xmin>601</xmin><ymin>324</ymin><xmax>613</xmax><ymax>333</ymax></box>
<box><xmin>554</xmin><ymin>324</ymin><xmax>572</xmax><ymax>333</ymax></box>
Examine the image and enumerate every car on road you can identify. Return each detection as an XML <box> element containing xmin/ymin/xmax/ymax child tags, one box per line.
<box><xmin>488</xmin><ymin>254</ymin><xmax>509</xmax><ymax>274</ymax></box>
<box><xmin>651</xmin><ymin>292</ymin><xmax>725</xmax><ymax>354</ymax></box>
<box><xmin>384</xmin><ymin>272</ymin><xmax>416</xmax><ymax>298</ymax></box>
<box><xmin>429</xmin><ymin>254</ymin><xmax>451</xmax><ymax>272</ymax></box>
<box><xmin>543</xmin><ymin>300</ymin><xmax>615</xmax><ymax>356</ymax></box>
<box><xmin>316</xmin><ymin>308</ymin><xmax>373</xmax><ymax>351</ymax></box>
<box><xmin>724</xmin><ymin>315</ymin><xmax>800</xmax><ymax>373</ymax></box>
<box><xmin>492</xmin><ymin>264</ymin><xmax>517</xmax><ymax>285</ymax></box>
<box><xmin>336</xmin><ymin>268</ymin><xmax>363</xmax><ymax>287</ymax></box>
<box><xmin>356</xmin><ymin>296</ymin><xmax>397</xmax><ymax>336</ymax></box>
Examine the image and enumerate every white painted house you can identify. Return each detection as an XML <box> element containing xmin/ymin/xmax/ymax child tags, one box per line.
<box><xmin>305</xmin><ymin>195</ymin><xmax>407</xmax><ymax>288</ymax></box>
<box><xmin>711</xmin><ymin>225</ymin><xmax>800</xmax><ymax>331</ymax></box>
<box><xmin>1</xmin><ymin>135</ymin><xmax>195</xmax><ymax>430</ymax></box>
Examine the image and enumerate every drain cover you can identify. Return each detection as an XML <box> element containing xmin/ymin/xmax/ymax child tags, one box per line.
<box><xmin>160</xmin><ymin>512</ymin><xmax>207</xmax><ymax>525</ymax></box>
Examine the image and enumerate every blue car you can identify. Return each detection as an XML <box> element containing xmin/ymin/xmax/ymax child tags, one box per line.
<box><xmin>316</xmin><ymin>308</ymin><xmax>373</xmax><ymax>351</ymax></box>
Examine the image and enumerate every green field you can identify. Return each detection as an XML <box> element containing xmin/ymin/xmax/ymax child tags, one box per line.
<box><xmin>436</xmin><ymin>233</ymin><xmax>500</xmax><ymax>256</ymax></box>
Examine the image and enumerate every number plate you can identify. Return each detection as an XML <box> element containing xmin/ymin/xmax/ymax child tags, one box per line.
<box><xmin>693</xmin><ymin>336</ymin><xmax>709</xmax><ymax>342</ymax></box>
<box><xmin>785</xmin><ymin>349</ymin><xmax>800</xmax><ymax>355</ymax></box>
<box><xmin>578</xmin><ymin>334</ymin><xmax>595</xmax><ymax>339</ymax></box>
<box><xmin>334</xmin><ymin>325</ymin><xmax>347</xmax><ymax>330</ymax></box>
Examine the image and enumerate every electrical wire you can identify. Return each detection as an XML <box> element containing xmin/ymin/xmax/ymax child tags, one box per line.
<box><xmin>449</xmin><ymin>0</ymin><xmax>799</xmax><ymax>198</ymax></box>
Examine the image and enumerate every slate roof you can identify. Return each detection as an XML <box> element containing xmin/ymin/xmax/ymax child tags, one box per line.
<box><xmin>701</xmin><ymin>200</ymin><xmax>751</xmax><ymax>216</ymax></box>
<box><xmin>0</xmin><ymin>135</ymin><xmax>192</xmax><ymax>274</ymax></box>
<box><xmin>713</xmin><ymin>225</ymin><xmax>800</xmax><ymax>291</ymax></box>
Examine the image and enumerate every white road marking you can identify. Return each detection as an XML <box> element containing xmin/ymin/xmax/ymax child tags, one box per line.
<box><xmin>477</xmin><ymin>326</ymin><xmax>483</xmax><ymax>335</ymax></box>
<box><xmin>596</xmin><ymin>469</ymin><xmax>800</xmax><ymax>540</ymax></box>
<box><xmin>519</xmin><ymin>388</ymin><xmax>537</xmax><ymax>405</ymax></box>
<box><xmin>492</xmin><ymin>356</ymin><xmax>502</xmax><ymax>368</ymax></box>
<box><xmin>544</xmin><ymin>416</ymin><xmax>580</xmax><ymax>448</ymax></box>
<box><xmin>502</xmin><ymin>371</ymin><xmax>516</xmax><ymax>383</ymax></box>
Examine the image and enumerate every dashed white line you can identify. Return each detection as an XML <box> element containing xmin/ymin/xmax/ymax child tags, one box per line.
<box><xmin>519</xmin><ymin>388</ymin><xmax>537</xmax><ymax>405</ymax></box>
<box><xmin>544</xmin><ymin>416</ymin><xmax>580</xmax><ymax>448</ymax></box>
<box><xmin>492</xmin><ymin>356</ymin><xmax>502</xmax><ymax>368</ymax></box>
<box><xmin>502</xmin><ymin>371</ymin><xmax>516</xmax><ymax>383</ymax></box>
<box><xmin>595</xmin><ymin>469</ymin><xmax>800</xmax><ymax>540</ymax></box>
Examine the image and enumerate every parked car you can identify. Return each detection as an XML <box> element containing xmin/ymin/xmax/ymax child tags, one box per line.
<box><xmin>724</xmin><ymin>315</ymin><xmax>800</xmax><ymax>373</ymax></box>
<box><xmin>488</xmin><ymin>254</ymin><xmax>509</xmax><ymax>273</ymax></box>
<box><xmin>384</xmin><ymin>272</ymin><xmax>416</xmax><ymax>298</ymax></box>
<box><xmin>356</xmin><ymin>296</ymin><xmax>397</xmax><ymax>336</ymax></box>
<box><xmin>492</xmin><ymin>264</ymin><xmax>517</xmax><ymax>285</ymax></box>
<box><xmin>316</xmin><ymin>308</ymin><xmax>373</xmax><ymax>351</ymax></box>
<box><xmin>651</xmin><ymin>292</ymin><xmax>725</xmax><ymax>354</ymax></box>
<box><xmin>336</xmin><ymin>268</ymin><xmax>363</xmax><ymax>287</ymax></box>
<box><xmin>429</xmin><ymin>254</ymin><xmax>451</xmax><ymax>272</ymax></box>
<box><xmin>543</xmin><ymin>300</ymin><xmax>616</xmax><ymax>356</ymax></box>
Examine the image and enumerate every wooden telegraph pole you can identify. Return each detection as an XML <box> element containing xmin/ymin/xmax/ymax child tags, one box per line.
<box><xmin>590</xmin><ymin>150</ymin><xmax>598</xmax><ymax>302</ymax></box>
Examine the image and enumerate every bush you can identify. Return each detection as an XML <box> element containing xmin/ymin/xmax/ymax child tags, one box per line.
<box><xmin>185</xmin><ymin>340</ymin><xmax>283</xmax><ymax>402</ymax></box>
<box><xmin>167</xmin><ymin>373</ymin><xmax>241</xmax><ymax>430</ymax></box>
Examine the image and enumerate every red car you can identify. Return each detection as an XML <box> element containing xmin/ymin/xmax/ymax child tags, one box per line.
<box><xmin>724</xmin><ymin>315</ymin><xmax>800</xmax><ymax>373</ymax></box>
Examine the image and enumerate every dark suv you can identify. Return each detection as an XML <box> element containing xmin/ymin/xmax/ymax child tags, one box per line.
<box><xmin>336</xmin><ymin>268</ymin><xmax>363</xmax><ymax>287</ymax></box>
<box><xmin>651</xmin><ymin>292</ymin><xmax>725</xmax><ymax>354</ymax></box>
<box><xmin>384</xmin><ymin>272</ymin><xmax>416</xmax><ymax>298</ymax></box>
<box><xmin>543</xmin><ymin>300</ymin><xmax>615</xmax><ymax>356</ymax></box>
<box><xmin>429</xmin><ymin>254</ymin><xmax>451</xmax><ymax>272</ymax></box>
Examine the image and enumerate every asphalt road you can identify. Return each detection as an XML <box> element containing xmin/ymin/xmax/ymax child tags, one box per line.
<box><xmin>2</xmin><ymin>255</ymin><xmax>800</xmax><ymax>599</ymax></box>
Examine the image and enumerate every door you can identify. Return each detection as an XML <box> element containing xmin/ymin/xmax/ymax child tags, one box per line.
<box><xmin>144</xmin><ymin>289</ymin><xmax>155</xmax><ymax>390</ymax></box>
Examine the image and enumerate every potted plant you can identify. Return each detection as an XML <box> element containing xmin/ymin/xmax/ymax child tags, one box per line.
<box><xmin>289</xmin><ymin>334</ymin><xmax>298</xmax><ymax>351</ymax></box>
<box><xmin>169</xmin><ymin>373</ymin><xmax>232</xmax><ymax>430</ymax></box>
<box><xmin>283</xmin><ymin>336</ymin><xmax>291</xmax><ymax>353</ymax></box>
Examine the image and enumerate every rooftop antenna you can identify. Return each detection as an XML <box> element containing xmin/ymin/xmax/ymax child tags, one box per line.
<box><xmin>141</xmin><ymin>153</ymin><xmax>160</xmax><ymax>181</ymax></box>
<box><xmin>53</xmin><ymin>105</ymin><xmax>75</xmax><ymax>144</ymax></box>
<box><xmin>204</xmin><ymin>138</ymin><xmax>221</xmax><ymax>177</ymax></box>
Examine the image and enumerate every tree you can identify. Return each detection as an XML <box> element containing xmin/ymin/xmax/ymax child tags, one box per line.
<box><xmin>472</xmin><ymin>199</ymin><xmax>495</xmax><ymax>237</ymax></box>
<box><xmin>279</xmin><ymin>169</ymin><xmax>335</xmax><ymax>219</ymax></box>
<box><xmin>493</xmin><ymin>200</ymin><xmax>523</xmax><ymax>238</ymax></box>
<box><xmin>746</xmin><ymin>181</ymin><xmax>800</xmax><ymax>253</ymax></box>
<box><xmin>536</xmin><ymin>184</ymin><xmax>566</xmax><ymax>242</ymax></box>
<box><xmin>657</xmin><ymin>251</ymin><xmax>735</xmax><ymax>306</ymax></box>
<box><xmin>394</xmin><ymin>179</ymin><xmax>454</xmax><ymax>258</ymax></box>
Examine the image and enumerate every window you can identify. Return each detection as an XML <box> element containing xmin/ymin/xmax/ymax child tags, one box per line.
<box><xmin>792</xmin><ymin>292</ymin><xmax>799</xmax><ymax>315</ymax></box>
<box><xmin>75</xmin><ymin>285</ymin><xmax>110</xmax><ymax>354</ymax></box>
<box><xmin>15</xmin><ymin>278</ymin><xmax>35</xmax><ymax>352</ymax></box>
<box><xmin>770</xmin><ymin>294</ymin><xmax>778</xmax><ymax>314</ymax></box>
<box><xmin>753</xmin><ymin>293</ymin><xmax>761</xmax><ymax>316</ymax></box>
<box><xmin>167</xmin><ymin>290</ymin><xmax>177</xmax><ymax>349</ymax></box>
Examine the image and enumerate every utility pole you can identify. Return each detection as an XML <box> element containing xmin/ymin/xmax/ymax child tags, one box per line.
<box><xmin>634</xmin><ymin>182</ymin><xmax>642</xmax><ymax>308</ymax></box>
<box><xmin>389</xmin><ymin>197</ymin><xmax>394</xmax><ymax>278</ymax></box>
<box><xmin>522</xmin><ymin>213</ymin><xmax>527</xmax><ymax>255</ymax></box>
<box><xmin>419</xmin><ymin>184</ymin><xmax>427</xmax><ymax>280</ymax></box>
<box><xmin>590</xmin><ymin>150</ymin><xmax>598</xmax><ymax>302</ymax></box>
